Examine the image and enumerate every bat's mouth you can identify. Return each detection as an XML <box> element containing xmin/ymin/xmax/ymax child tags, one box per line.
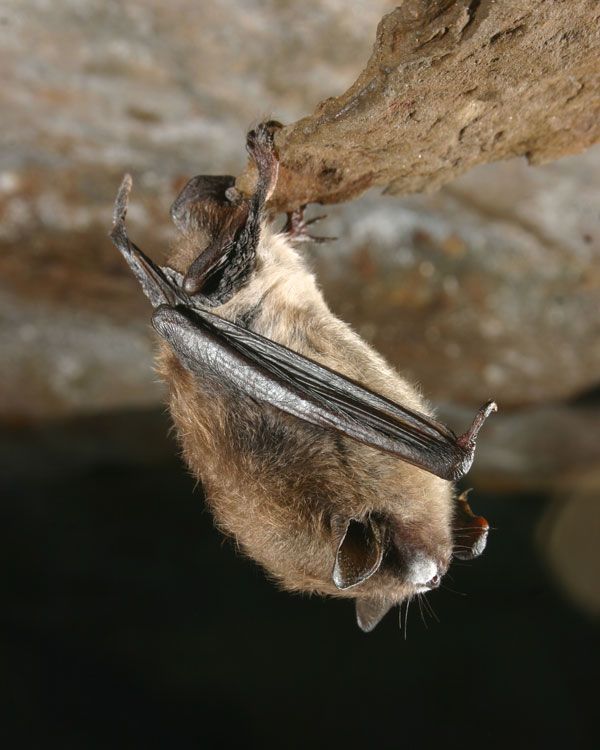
<box><xmin>412</xmin><ymin>575</ymin><xmax>443</xmax><ymax>595</ymax></box>
<box><xmin>423</xmin><ymin>573</ymin><xmax>441</xmax><ymax>589</ymax></box>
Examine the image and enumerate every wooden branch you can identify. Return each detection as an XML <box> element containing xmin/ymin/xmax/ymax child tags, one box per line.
<box><xmin>237</xmin><ymin>0</ymin><xmax>600</xmax><ymax>212</ymax></box>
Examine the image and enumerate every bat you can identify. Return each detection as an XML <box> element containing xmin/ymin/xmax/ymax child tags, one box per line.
<box><xmin>109</xmin><ymin>122</ymin><xmax>496</xmax><ymax>632</ymax></box>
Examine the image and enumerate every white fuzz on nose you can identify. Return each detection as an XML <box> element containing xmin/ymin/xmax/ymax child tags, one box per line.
<box><xmin>406</xmin><ymin>553</ymin><xmax>438</xmax><ymax>587</ymax></box>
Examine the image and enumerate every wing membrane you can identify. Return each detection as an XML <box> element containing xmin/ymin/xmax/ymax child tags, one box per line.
<box><xmin>153</xmin><ymin>305</ymin><xmax>480</xmax><ymax>481</ymax></box>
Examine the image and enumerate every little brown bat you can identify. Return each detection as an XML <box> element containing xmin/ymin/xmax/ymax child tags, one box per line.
<box><xmin>110</xmin><ymin>122</ymin><xmax>496</xmax><ymax>632</ymax></box>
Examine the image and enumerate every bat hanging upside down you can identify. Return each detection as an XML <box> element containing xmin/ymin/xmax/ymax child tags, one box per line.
<box><xmin>110</xmin><ymin>122</ymin><xmax>497</xmax><ymax>632</ymax></box>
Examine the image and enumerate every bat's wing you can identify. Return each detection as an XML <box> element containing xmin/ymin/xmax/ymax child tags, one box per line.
<box><xmin>152</xmin><ymin>305</ymin><xmax>495</xmax><ymax>481</ymax></box>
<box><xmin>111</xmin><ymin>174</ymin><xmax>496</xmax><ymax>482</ymax></box>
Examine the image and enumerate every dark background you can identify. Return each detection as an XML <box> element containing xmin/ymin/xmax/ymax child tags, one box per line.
<box><xmin>2</xmin><ymin>411</ymin><xmax>597</xmax><ymax>749</ymax></box>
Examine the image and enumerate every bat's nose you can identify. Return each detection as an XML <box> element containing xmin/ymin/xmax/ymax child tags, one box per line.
<box><xmin>404</xmin><ymin>551</ymin><xmax>448</xmax><ymax>591</ymax></box>
<box><xmin>406</xmin><ymin>552</ymin><xmax>439</xmax><ymax>587</ymax></box>
<box><xmin>425</xmin><ymin>573</ymin><xmax>441</xmax><ymax>589</ymax></box>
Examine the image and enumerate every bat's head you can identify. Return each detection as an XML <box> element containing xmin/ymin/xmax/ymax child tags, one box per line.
<box><xmin>326</xmin><ymin>488</ymin><xmax>489</xmax><ymax>631</ymax></box>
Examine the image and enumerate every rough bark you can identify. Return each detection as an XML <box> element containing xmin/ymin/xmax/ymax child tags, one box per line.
<box><xmin>236</xmin><ymin>0</ymin><xmax>600</xmax><ymax>210</ymax></box>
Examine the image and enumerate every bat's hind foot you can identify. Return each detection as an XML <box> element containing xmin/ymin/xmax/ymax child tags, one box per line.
<box><xmin>283</xmin><ymin>206</ymin><xmax>335</xmax><ymax>244</ymax></box>
<box><xmin>246</xmin><ymin>121</ymin><xmax>281</xmax><ymax>202</ymax></box>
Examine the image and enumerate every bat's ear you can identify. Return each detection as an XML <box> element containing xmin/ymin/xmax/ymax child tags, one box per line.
<box><xmin>170</xmin><ymin>175</ymin><xmax>247</xmax><ymax>237</ymax></box>
<box><xmin>452</xmin><ymin>490</ymin><xmax>489</xmax><ymax>560</ymax></box>
<box><xmin>355</xmin><ymin>598</ymin><xmax>394</xmax><ymax>633</ymax></box>
<box><xmin>331</xmin><ymin>515</ymin><xmax>385</xmax><ymax>590</ymax></box>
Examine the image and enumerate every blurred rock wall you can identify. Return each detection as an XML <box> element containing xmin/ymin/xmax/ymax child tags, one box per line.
<box><xmin>1</xmin><ymin>1</ymin><xmax>599</xmax><ymax>503</ymax></box>
<box><xmin>1</xmin><ymin>0</ymin><xmax>398</xmax><ymax>416</ymax></box>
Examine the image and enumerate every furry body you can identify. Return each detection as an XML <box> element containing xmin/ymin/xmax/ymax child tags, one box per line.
<box><xmin>110</xmin><ymin>123</ymin><xmax>492</xmax><ymax>630</ymax></box>
<box><xmin>158</xmin><ymin>225</ymin><xmax>452</xmax><ymax>603</ymax></box>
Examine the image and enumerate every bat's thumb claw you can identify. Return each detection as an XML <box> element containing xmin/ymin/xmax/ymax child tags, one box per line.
<box><xmin>112</xmin><ymin>173</ymin><xmax>133</xmax><ymax>227</ymax></box>
<box><xmin>449</xmin><ymin>401</ymin><xmax>496</xmax><ymax>480</ymax></box>
<box><xmin>457</xmin><ymin>400</ymin><xmax>498</xmax><ymax>450</ymax></box>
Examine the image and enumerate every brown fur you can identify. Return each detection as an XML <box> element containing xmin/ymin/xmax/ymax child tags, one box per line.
<box><xmin>156</xmin><ymin>223</ymin><xmax>454</xmax><ymax>609</ymax></box>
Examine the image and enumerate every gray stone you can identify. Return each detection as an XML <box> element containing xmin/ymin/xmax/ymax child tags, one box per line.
<box><xmin>313</xmin><ymin>148</ymin><xmax>600</xmax><ymax>408</ymax></box>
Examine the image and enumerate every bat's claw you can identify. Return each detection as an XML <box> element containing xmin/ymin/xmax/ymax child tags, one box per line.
<box><xmin>457</xmin><ymin>400</ymin><xmax>498</xmax><ymax>450</ymax></box>
<box><xmin>284</xmin><ymin>206</ymin><xmax>336</xmax><ymax>244</ymax></box>
<box><xmin>246</xmin><ymin>120</ymin><xmax>281</xmax><ymax>160</ymax></box>
<box><xmin>112</xmin><ymin>173</ymin><xmax>133</xmax><ymax>229</ymax></box>
<box><xmin>449</xmin><ymin>401</ymin><xmax>497</xmax><ymax>480</ymax></box>
<box><xmin>246</xmin><ymin>121</ymin><xmax>280</xmax><ymax>202</ymax></box>
<box><xmin>108</xmin><ymin>174</ymin><xmax>187</xmax><ymax>309</ymax></box>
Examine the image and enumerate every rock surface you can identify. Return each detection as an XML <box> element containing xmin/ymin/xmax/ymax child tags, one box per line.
<box><xmin>248</xmin><ymin>0</ymin><xmax>600</xmax><ymax>209</ymax></box>
<box><xmin>1</xmin><ymin>0</ymin><xmax>599</xmax><ymax>495</ymax></box>
<box><xmin>3</xmin><ymin>147</ymin><xmax>599</xmax><ymax>419</ymax></box>
<box><xmin>0</xmin><ymin>0</ymin><xmax>396</xmax><ymax>416</ymax></box>
<box><xmin>313</xmin><ymin>150</ymin><xmax>600</xmax><ymax>408</ymax></box>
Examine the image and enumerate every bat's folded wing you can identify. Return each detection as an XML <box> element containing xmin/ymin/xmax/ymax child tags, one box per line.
<box><xmin>109</xmin><ymin>174</ymin><xmax>494</xmax><ymax>483</ymax></box>
<box><xmin>153</xmin><ymin>305</ymin><xmax>495</xmax><ymax>481</ymax></box>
